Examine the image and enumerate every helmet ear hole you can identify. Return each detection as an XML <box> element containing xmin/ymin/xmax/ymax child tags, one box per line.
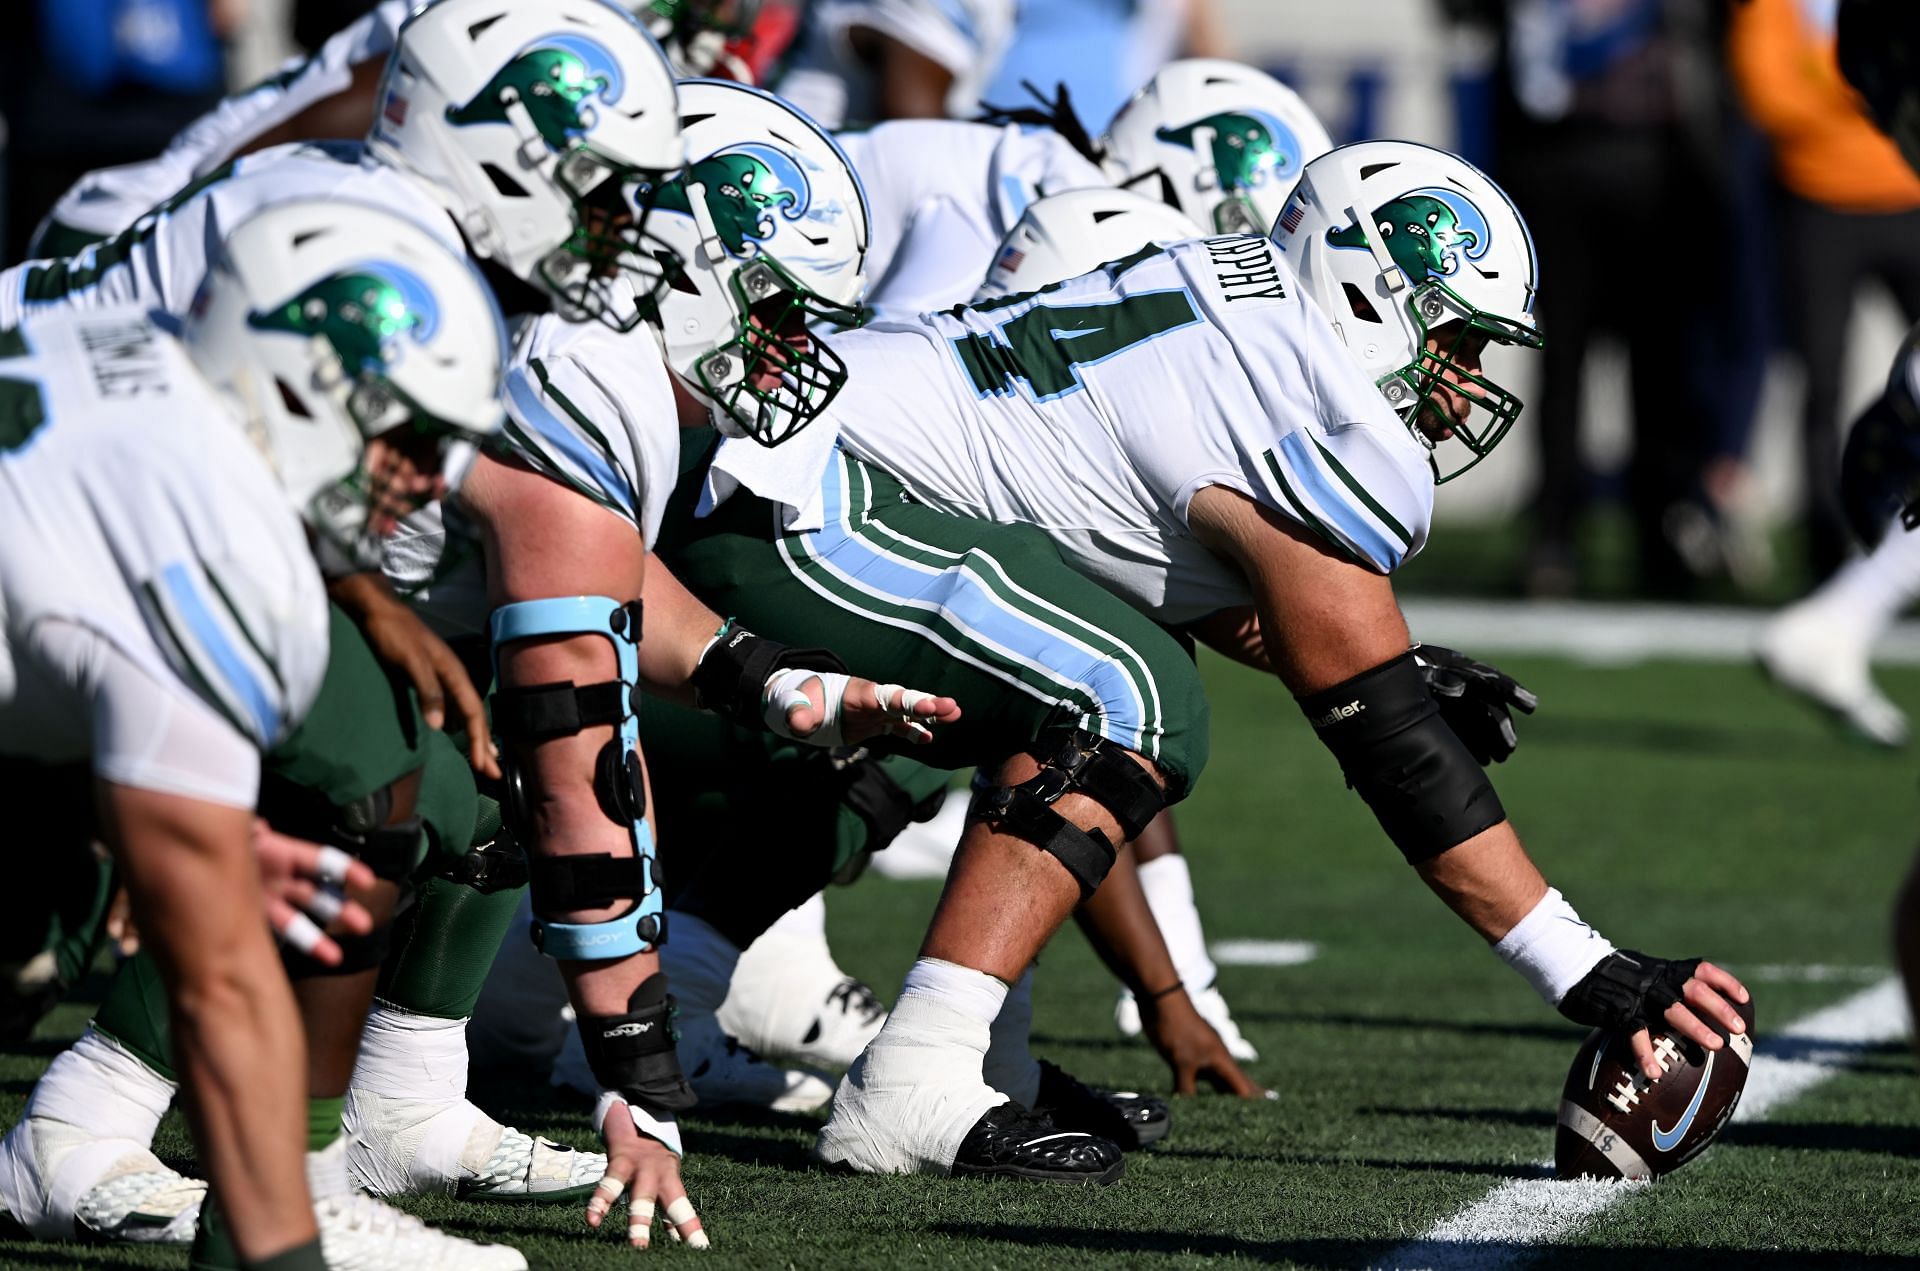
<box><xmin>276</xmin><ymin>378</ymin><xmax>315</xmax><ymax>419</ymax></box>
<box><xmin>481</xmin><ymin>163</ymin><xmax>529</xmax><ymax>199</ymax></box>
<box><xmin>1342</xmin><ymin>282</ymin><xmax>1382</xmax><ymax>324</ymax></box>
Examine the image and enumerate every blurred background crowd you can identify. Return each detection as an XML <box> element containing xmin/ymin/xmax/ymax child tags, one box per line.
<box><xmin>0</xmin><ymin>0</ymin><xmax>1912</xmax><ymax>608</ymax></box>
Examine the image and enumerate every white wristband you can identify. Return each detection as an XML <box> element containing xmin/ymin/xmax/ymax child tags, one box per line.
<box><xmin>594</xmin><ymin>1090</ymin><xmax>684</xmax><ymax>1158</ymax></box>
<box><xmin>1492</xmin><ymin>888</ymin><xmax>1615</xmax><ymax>1006</ymax></box>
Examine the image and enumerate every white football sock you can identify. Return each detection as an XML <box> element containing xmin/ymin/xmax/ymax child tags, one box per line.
<box><xmin>307</xmin><ymin>1137</ymin><xmax>353</xmax><ymax>1203</ymax></box>
<box><xmin>661</xmin><ymin>911</ymin><xmax>743</xmax><ymax>1015</ymax></box>
<box><xmin>29</xmin><ymin>1027</ymin><xmax>175</xmax><ymax>1143</ymax></box>
<box><xmin>981</xmin><ymin>964</ymin><xmax>1040</xmax><ymax>1107</ymax></box>
<box><xmin>760</xmin><ymin>891</ymin><xmax>828</xmax><ymax>943</ymax></box>
<box><xmin>1803</xmin><ymin>524</ymin><xmax>1920</xmax><ymax>639</ymax></box>
<box><xmin>1137</xmin><ymin>854</ymin><xmax>1219</xmax><ymax>992</ymax></box>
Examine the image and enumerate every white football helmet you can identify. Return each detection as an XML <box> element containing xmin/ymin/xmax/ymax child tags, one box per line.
<box><xmin>368</xmin><ymin>0</ymin><xmax>685</xmax><ymax>329</ymax></box>
<box><xmin>1101</xmin><ymin>59</ymin><xmax>1333</xmax><ymax>237</ymax></box>
<box><xmin>1271</xmin><ymin>139</ymin><xmax>1542</xmax><ymax>482</ymax></box>
<box><xmin>182</xmin><ymin>200</ymin><xmax>508</xmax><ymax>565</ymax></box>
<box><xmin>637</xmin><ymin>0</ymin><xmax>761</xmax><ymax>77</ymax></box>
<box><xmin>974</xmin><ymin>187</ymin><xmax>1200</xmax><ymax>301</ymax></box>
<box><xmin>639</xmin><ymin>79</ymin><xmax>869</xmax><ymax>446</ymax></box>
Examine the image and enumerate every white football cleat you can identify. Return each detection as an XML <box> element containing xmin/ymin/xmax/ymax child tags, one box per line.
<box><xmin>1113</xmin><ymin>984</ymin><xmax>1259</xmax><ymax>1062</ymax></box>
<box><xmin>315</xmin><ymin>1189</ymin><xmax>527</xmax><ymax>1270</ymax></box>
<box><xmin>344</xmin><ymin>1089</ymin><xmax>605</xmax><ymax>1203</ymax></box>
<box><xmin>0</xmin><ymin>1113</ymin><xmax>202</xmax><ymax>1245</ymax></box>
<box><xmin>1759</xmin><ymin>602</ymin><xmax>1909</xmax><ymax>748</ymax></box>
<box><xmin>720</xmin><ymin>924</ymin><xmax>888</xmax><ymax>1070</ymax></box>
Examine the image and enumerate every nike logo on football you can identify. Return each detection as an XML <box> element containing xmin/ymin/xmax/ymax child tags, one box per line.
<box><xmin>1650</xmin><ymin>1050</ymin><xmax>1714</xmax><ymax>1151</ymax></box>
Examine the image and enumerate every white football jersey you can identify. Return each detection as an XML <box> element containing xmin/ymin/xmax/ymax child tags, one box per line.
<box><xmin>830</xmin><ymin>235</ymin><xmax>1436</xmax><ymax>624</ymax></box>
<box><xmin>777</xmin><ymin>0</ymin><xmax>1016</xmax><ymax>129</ymax></box>
<box><xmin>383</xmin><ymin>314</ymin><xmax>685</xmax><ymax>635</ymax></box>
<box><xmin>839</xmin><ymin>121</ymin><xmax>1108</xmax><ymax>320</ymax></box>
<box><xmin>0</xmin><ymin>309</ymin><xmax>329</xmax><ymax>801</ymax></box>
<box><xmin>1</xmin><ymin>142</ymin><xmax>464</xmax><ymax>330</ymax></box>
<box><xmin>31</xmin><ymin>1</ymin><xmax>409</xmax><ymax>249</ymax></box>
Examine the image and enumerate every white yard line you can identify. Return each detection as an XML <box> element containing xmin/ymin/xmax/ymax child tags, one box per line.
<box><xmin>1209</xmin><ymin>939</ymin><xmax>1319</xmax><ymax>967</ymax></box>
<box><xmin>1378</xmin><ymin>978</ymin><xmax>1911</xmax><ymax>1271</ymax></box>
<box><xmin>1399</xmin><ymin>599</ymin><xmax>1920</xmax><ymax>667</ymax></box>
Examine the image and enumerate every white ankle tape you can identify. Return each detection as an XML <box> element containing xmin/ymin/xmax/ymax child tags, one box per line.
<box><xmin>350</xmin><ymin>1006</ymin><xmax>469</xmax><ymax>1102</ymax></box>
<box><xmin>1492</xmin><ymin>888</ymin><xmax>1615</xmax><ymax>1006</ymax></box>
<box><xmin>29</xmin><ymin>1029</ymin><xmax>176</xmax><ymax>1143</ymax></box>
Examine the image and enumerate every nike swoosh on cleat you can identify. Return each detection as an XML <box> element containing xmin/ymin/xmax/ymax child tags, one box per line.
<box><xmin>1650</xmin><ymin>1051</ymin><xmax>1715</xmax><ymax>1152</ymax></box>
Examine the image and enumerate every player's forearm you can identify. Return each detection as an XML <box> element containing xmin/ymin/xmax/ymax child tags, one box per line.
<box><xmin>1412</xmin><ymin>821</ymin><xmax>1550</xmax><ymax>944</ymax></box>
<box><xmin>634</xmin><ymin>553</ymin><xmax>727</xmax><ymax>706</ymax></box>
<box><xmin>100</xmin><ymin>786</ymin><xmax>316</xmax><ymax>1262</ymax></box>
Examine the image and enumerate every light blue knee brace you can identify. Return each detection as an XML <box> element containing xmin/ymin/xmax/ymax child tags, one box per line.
<box><xmin>490</xmin><ymin>596</ymin><xmax>663</xmax><ymax>960</ymax></box>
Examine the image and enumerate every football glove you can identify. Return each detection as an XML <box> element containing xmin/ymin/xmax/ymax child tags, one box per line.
<box><xmin>1557</xmin><ymin>949</ymin><xmax>1701</xmax><ymax>1033</ymax></box>
<box><xmin>1414</xmin><ymin>643</ymin><xmax>1539</xmax><ymax>765</ymax></box>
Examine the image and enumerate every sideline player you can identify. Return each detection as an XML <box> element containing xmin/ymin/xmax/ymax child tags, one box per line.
<box><xmin>0</xmin><ymin>198</ymin><xmax>508</xmax><ymax>1270</ymax></box>
<box><xmin>647</xmin><ymin>138</ymin><xmax>1751</xmax><ymax>1181</ymax></box>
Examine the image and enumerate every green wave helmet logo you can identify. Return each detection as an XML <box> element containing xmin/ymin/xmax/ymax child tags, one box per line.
<box><xmin>653</xmin><ymin>143</ymin><xmax>813</xmax><ymax>256</ymax></box>
<box><xmin>1155</xmin><ymin>109</ymin><xmax>1304</xmax><ymax>192</ymax></box>
<box><xmin>446</xmin><ymin>34</ymin><xmax>627</xmax><ymax>151</ymax></box>
<box><xmin>249</xmin><ymin>262</ymin><xmax>441</xmax><ymax>375</ymax></box>
<box><xmin>1326</xmin><ymin>188</ymin><xmax>1493</xmax><ymax>284</ymax></box>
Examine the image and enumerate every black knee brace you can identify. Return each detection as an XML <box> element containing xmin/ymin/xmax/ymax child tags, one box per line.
<box><xmin>968</xmin><ymin>730</ymin><xmax>1165</xmax><ymax>897</ymax></box>
<box><xmin>1297</xmin><ymin>649</ymin><xmax>1507</xmax><ymax>863</ymax></box>
<box><xmin>578</xmin><ymin>973</ymin><xmax>696</xmax><ymax>1113</ymax></box>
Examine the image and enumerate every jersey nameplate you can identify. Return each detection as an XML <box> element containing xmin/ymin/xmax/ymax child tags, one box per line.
<box><xmin>79</xmin><ymin>317</ymin><xmax>168</xmax><ymax>399</ymax></box>
<box><xmin>1205</xmin><ymin>235</ymin><xmax>1288</xmax><ymax>304</ymax></box>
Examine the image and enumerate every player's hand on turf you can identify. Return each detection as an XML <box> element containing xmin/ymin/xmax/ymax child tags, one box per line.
<box><xmin>1412</xmin><ymin>643</ymin><xmax>1538</xmax><ymax>765</ymax></box>
<box><xmin>328</xmin><ymin>570</ymin><xmax>500</xmax><ymax>779</ymax></box>
<box><xmin>591</xmin><ymin>1100</ymin><xmax>707</xmax><ymax>1251</ymax></box>
<box><xmin>1139</xmin><ymin>989</ymin><xmax>1268</xmax><ymax>1098</ymax></box>
<box><xmin>1559</xmin><ymin>950</ymin><xmax>1751</xmax><ymax>1081</ymax></box>
<box><xmin>252</xmin><ymin>819</ymin><xmax>377</xmax><ymax>966</ymax></box>
<box><xmin>768</xmin><ymin>671</ymin><xmax>962</xmax><ymax>747</ymax></box>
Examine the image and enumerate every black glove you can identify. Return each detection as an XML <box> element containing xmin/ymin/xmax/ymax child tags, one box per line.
<box><xmin>1558</xmin><ymin>949</ymin><xmax>1701</xmax><ymax>1033</ymax></box>
<box><xmin>1413</xmin><ymin>643</ymin><xmax>1539</xmax><ymax>765</ymax></box>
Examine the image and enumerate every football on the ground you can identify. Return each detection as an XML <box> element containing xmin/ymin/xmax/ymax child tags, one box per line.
<box><xmin>1555</xmin><ymin>995</ymin><xmax>1757</xmax><ymax>1181</ymax></box>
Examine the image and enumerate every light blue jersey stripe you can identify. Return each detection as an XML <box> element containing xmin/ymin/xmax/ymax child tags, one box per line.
<box><xmin>160</xmin><ymin>562</ymin><xmax>280</xmax><ymax>744</ymax></box>
<box><xmin>1275</xmin><ymin>431</ymin><xmax>1401</xmax><ymax>572</ymax></box>
<box><xmin>999</xmin><ymin>175</ymin><xmax>1032</xmax><ymax>221</ymax></box>
<box><xmin>811</xmin><ymin>457</ymin><xmax>1151</xmax><ymax>747</ymax></box>
<box><xmin>505</xmin><ymin>370</ymin><xmax>637</xmax><ymax>519</ymax></box>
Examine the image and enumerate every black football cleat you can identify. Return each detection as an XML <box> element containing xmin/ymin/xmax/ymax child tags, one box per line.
<box><xmin>1032</xmin><ymin>1059</ymin><xmax>1171</xmax><ymax>1150</ymax></box>
<box><xmin>951</xmin><ymin>1102</ymin><xmax>1124</xmax><ymax>1185</ymax></box>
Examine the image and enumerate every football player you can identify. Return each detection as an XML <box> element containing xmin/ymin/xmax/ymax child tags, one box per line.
<box><xmin>0</xmin><ymin>0</ymin><xmax>698</xmax><ymax>1248</ymax></box>
<box><xmin>641</xmin><ymin>138</ymin><xmax>1752</xmax><ymax>1182</ymax></box>
<box><xmin>0</xmin><ymin>198</ymin><xmax>509</xmax><ymax>1270</ymax></box>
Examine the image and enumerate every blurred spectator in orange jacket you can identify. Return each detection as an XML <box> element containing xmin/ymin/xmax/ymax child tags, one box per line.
<box><xmin>1731</xmin><ymin>0</ymin><xmax>1920</xmax><ymax>581</ymax></box>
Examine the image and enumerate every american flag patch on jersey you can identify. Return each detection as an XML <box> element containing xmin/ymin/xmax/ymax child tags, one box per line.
<box><xmin>383</xmin><ymin>92</ymin><xmax>409</xmax><ymax>127</ymax></box>
<box><xmin>995</xmin><ymin>244</ymin><xmax>1026</xmax><ymax>274</ymax></box>
<box><xmin>1278</xmin><ymin>199</ymin><xmax>1306</xmax><ymax>236</ymax></box>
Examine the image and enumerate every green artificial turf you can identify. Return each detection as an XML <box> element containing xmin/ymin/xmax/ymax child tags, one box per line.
<box><xmin>4</xmin><ymin>651</ymin><xmax>1918</xmax><ymax>1268</ymax></box>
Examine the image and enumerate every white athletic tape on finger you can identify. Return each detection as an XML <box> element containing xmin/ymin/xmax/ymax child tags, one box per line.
<box><xmin>277</xmin><ymin>912</ymin><xmax>324</xmax><ymax>955</ymax></box>
<box><xmin>630</xmin><ymin>1195</ymin><xmax>655</xmax><ymax>1243</ymax></box>
<box><xmin>874</xmin><ymin>684</ymin><xmax>936</xmax><ymax>740</ymax></box>
<box><xmin>304</xmin><ymin>886</ymin><xmax>345</xmax><ymax>926</ymax></box>
<box><xmin>313</xmin><ymin>845</ymin><xmax>356</xmax><ymax>886</ymax></box>
<box><xmin>762</xmin><ymin>668</ymin><xmax>849</xmax><ymax>747</ymax></box>
<box><xmin>665</xmin><ymin>1197</ymin><xmax>709</xmax><ymax>1249</ymax></box>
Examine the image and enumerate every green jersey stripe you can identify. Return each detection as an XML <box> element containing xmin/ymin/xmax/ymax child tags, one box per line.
<box><xmin>1308</xmin><ymin>433</ymin><xmax>1413</xmax><ymax>549</ymax></box>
